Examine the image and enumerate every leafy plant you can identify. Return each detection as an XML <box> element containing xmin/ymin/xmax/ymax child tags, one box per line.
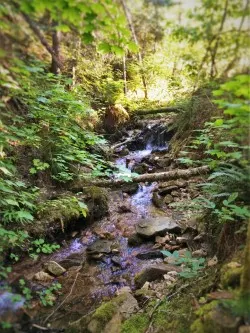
<box><xmin>29</xmin><ymin>239</ymin><xmax>60</xmax><ymax>260</ymax></box>
<box><xmin>161</xmin><ymin>250</ymin><xmax>205</xmax><ymax>278</ymax></box>
<box><xmin>38</xmin><ymin>282</ymin><xmax>62</xmax><ymax>307</ymax></box>
<box><xmin>29</xmin><ymin>159</ymin><xmax>50</xmax><ymax>175</ymax></box>
<box><xmin>19</xmin><ymin>279</ymin><xmax>32</xmax><ymax>304</ymax></box>
<box><xmin>175</xmin><ymin>75</ymin><xmax>250</xmax><ymax>225</ymax></box>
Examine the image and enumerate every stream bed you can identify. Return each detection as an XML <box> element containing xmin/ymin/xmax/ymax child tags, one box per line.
<box><xmin>2</xmin><ymin>122</ymin><xmax>194</xmax><ymax>330</ymax></box>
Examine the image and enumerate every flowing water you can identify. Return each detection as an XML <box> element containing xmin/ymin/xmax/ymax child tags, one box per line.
<box><xmin>1</xmin><ymin>138</ymin><xmax>170</xmax><ymax>327</ymax></box>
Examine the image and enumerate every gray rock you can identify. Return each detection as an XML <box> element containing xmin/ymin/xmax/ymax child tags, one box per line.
<box><xmin>127</xmin><ymin>233</ymin><xmax>144</xmax><ymax>246</ymax></box>
<box><xmin>135</xmin><ymin>264</ymin><xmax>181</xmax><ymax>288</ymax></box>
<box><xmin>33</xmin><ymin>271</ymin><xmax>54</xmax><ymax>283</ymax></box>
<box><xmin>121</xmin><ymin>183</ymin><xmax>139</xmax><ymax>194</ymax></box>
<box><xmin>164</xmin><ymin>194</ymin><xmax>174</xmax><ymax>204</ymax></box>
<box><xmin>135</xmin><ymin>217</ymin><xmax>181</xmax><ymax>239</ymax></box>
<box><xmin>152</xmin><ymin>192</ymin><xmax>164</xmax><ymax>208</ymax></box>
<box><xmin>59</xmin><ymin>258</ymin><xmax>84</xmax><ymax>269</ymax></box>
<box><xmin>156</xmin><ymin>158</ymin><xmax>171</xmax><ymax>168</ymax></box>
<box><xmin>136</xmin><ymin>250</ymin><xmax>164</xmax><ymax>260</ymax></box>
<box><xmin>44</xmin><ymin>261</ymin><xmax>66</xmax><ymax>276</ymax></box>
<box><xmin>112</xmin><ymin>256</ymin><xmax>122</xmax><ymax>266</ymax></box>
<box><xmin>87</xmin><ymin>239</ymin><xmax>113</xmax><ymax>255</ymax></box>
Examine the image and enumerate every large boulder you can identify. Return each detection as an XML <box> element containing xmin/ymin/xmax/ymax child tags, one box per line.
<box><xmin>67</xmin><ymin>288</ymin><xmax>139</xmax><ymax>333</ymax></box>
<box><xmin>135</xmin><ymin>217</ymin><xmax>181</xmax><ymax>239</ymax></box>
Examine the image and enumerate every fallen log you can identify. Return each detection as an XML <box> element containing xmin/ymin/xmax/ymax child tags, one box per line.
<box><xmin>72</xmin><ymin>165</ymin><xmax>210</xmax><ymax>191</ymax></box>
<box><xmin>134</xmin><ymin>107</ymin><xmax>181</xmax><ymax>116</ymax></box>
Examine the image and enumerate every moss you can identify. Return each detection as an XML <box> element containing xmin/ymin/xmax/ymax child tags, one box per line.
<box><xmin>138</xmin><ymin>267</ymin><xmax>219</xmax><ymax>333</ymax></box>
<box><xmin>221</xmin><ymin>263</ymin><xmax>243</xmax><ymax>289</ymax></box>
<box><xmin>28</xmin><ymin>195</ymin><xmax>84</xmax><ymax>236</ymax></box>
<box><xmin>121</xmin><ymin>313</ymin><xmax>149</xmax><ymax>333</ymax></box>
<box><xmin>88</xmin><ymin>293</ymin><xmax>127</xmax><ymax>331</ymax></box>
<box><xmin>83</xmin><ymin>186</ymin><xmax>108</xmax><ymax>219</ymax></box>
<box><xmin>91</xmin><ymin>301</ymin><xmax>117</xmax><ymax>325</ymax></box>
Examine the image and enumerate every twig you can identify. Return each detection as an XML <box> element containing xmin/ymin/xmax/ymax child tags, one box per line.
<box><xmin>43</xmin><ymin>267</ymin><xmax>81</xmax><ymax>324</ymax></box>
<box><xmin>32</xmin><ymin>324</ymin><xmax>49</xmax><ymax>331</ymax></box>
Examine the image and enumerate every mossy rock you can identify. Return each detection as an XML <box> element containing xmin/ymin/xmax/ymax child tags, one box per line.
<box><xmin>221</xmin><ymin>262</ymin><xmax>243</xmax><ymax>289</ymax></box>
<box><xmin>191</xmin><ymin>301</ymin><xmax>241</xmax><ymax>333</ymax></box>
<box><xmin>67</xmin><ymin>291</ymin><xmax>138</xmax><ymax>333</ymax></box>
<box><xmin>82</xmin><ymin>186</ymin><xmax>109</xmax><ymax>219</ymax></box>
<box><xmin>121</xmin><ymin>313</ymin><xmax>149</xmax><ymax>333</ymax></box>
<box><xmin>28</xmin><ymin>195</ymin><xmax>84</xmax><ymax>236</ymax></box>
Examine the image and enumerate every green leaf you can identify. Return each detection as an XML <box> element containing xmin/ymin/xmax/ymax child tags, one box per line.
<box><xmin>111</xmin><ymin>45</ymin><xmax>125</xmax><ymax>57</ymax></box>
<box><xmin>0</xmin><ymin>167</ymin><xmax>13</xmax><ymax>176</ymax></box>
<box><xmin>97</xmin><ymin>42</ymin><xmax>111</xmax><ymax>54</ymax></box>
<box><xmin>127</xmin><ymin>42</ymin><xmax>139</xmax><ymax>53</ymax></box>
<box><xmin>214</xmin><ymin>119</ymin><xmax>223</xmax><ymax>126</ymax></box>
<box><xmin>5</xmin><ymin>199</ymin><xmax>19</xmax><ymax>206</ymax></box>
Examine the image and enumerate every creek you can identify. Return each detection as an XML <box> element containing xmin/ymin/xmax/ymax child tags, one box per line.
<box><xmin>1</xmin><ymin>122</ymin><xmax>189</xmax><ymax>329</ymax></box>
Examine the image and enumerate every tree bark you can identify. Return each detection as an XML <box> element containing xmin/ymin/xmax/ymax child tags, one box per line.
<box><xmin>222</xmin><ymin>0</ymin><xmax>249</xmax><ymax>77</ymax></box>
<box><xmin>15</xmin><ymin>4</ymin><xmax>63</xmax><ymax>72</ymax></box>
<box><xmin>51</xmin><ymin>22</ymin><xmax>62</xmax><ymax>74</ymax></box>
<box><xmin>210</xmin><ymin>0</ymin><xmax>229</xmax><ymax>78</ymax></box>
<box><xmin>71</xmin><ymin>165</ymin><xmax>209</xmax><ymax>190</ymax></box>
<box><xmin>120</xmin><ymin>0</ymin><xmax>148</xmax><ymax>99</ymax></box>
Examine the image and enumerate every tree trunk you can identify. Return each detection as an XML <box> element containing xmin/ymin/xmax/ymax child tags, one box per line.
<box><xmin>71</xmin><ymin>165</ymin><xmax>209</xmax><ymax>190</ymax></box>
<box><xmin>210</xmin><ymin>0</ymin><xmax>229</xmax><ymax>78</ymax></box>
<box><xmin>19</xmin><ymin>10</ymin><xmax>63</xmax><ymax>72</ymax></box>
<box><xmin>120</xmin><ymin>0</ymin><xmax>148</xmax><ymax>99</ymax></box>
<box><xmin>123</xmin><ymin>55</ymin><xmax>128</xmax><ymax>95</ymax></box>
<box><xmin>51</xmin><ymin>22</ymin><xmax>62</xmax><ymax>75</ymax></box>
<box><xmin>222</xmin><ymin>0</ymin><xmax>249</xmax><ymax>77</ymax></box>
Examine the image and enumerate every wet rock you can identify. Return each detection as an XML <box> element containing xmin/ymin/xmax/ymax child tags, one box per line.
<box><xmin>33</xmin><ymin>271</ymin><xmax>54</xmax><ymax>283</ymax></box>
<box><xmin>135</xmin><ymin>217</ymin><xmax>181</xmax><ymax>239</ymax></box>
<box><xmin>127</xmin><ymin>233</ymin><xmax>144</xmax><ymax>246</ymax></box>
<box><xmin>44</xmin><ymin>261</ymin><xmax>66</xmax><ymax>276</ymax></box>
<box><xmin>136</xmin><ymin>250</ymin><xmax>164</xmax><ymax>260</ymax></box>
<box><xmin>135</xmin><ymin>264</ymin><xmax>182</xmax><ymax>288</ymax></box>
<box><xmin>111</xmin><ymin>256</ymin><xmax>122</xmax><ymax>266</ymax></box>
<box><xmin>121</xmin><ymin>183</ymin><xmax>139</xmax><ymax>194</ymax></box>
<box><xmin>118</xmin><ymin>202</ymin><xmax>131</xmax><ymax>213</ymax></box>
<box><xmin>152</xmin><ymin>192</ymin><xmax>164</xmax><ymax>208</ymax></box>
<box><xmin>164</xmin><ymin>194</ymin><xmax>174</xmax><ymax>204</ymax></box>
<box><xmin>119</xmin><ymin>147</ymin><xmax>130</xmax><ymax>156</ymax></box>
<box><xmin>156</xmin><ymin>157</ymin><xmax>171</xmax><ymax>168</ymax></box>
<box><xmin>87</xmin><ymin>239</ymin><xmax>113</xmax><ymax>256</ymax></box>
<box><xmin>132</xmin><ymin>163</ymin><xmax>149</xmax><ymax>174</ymax></box>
